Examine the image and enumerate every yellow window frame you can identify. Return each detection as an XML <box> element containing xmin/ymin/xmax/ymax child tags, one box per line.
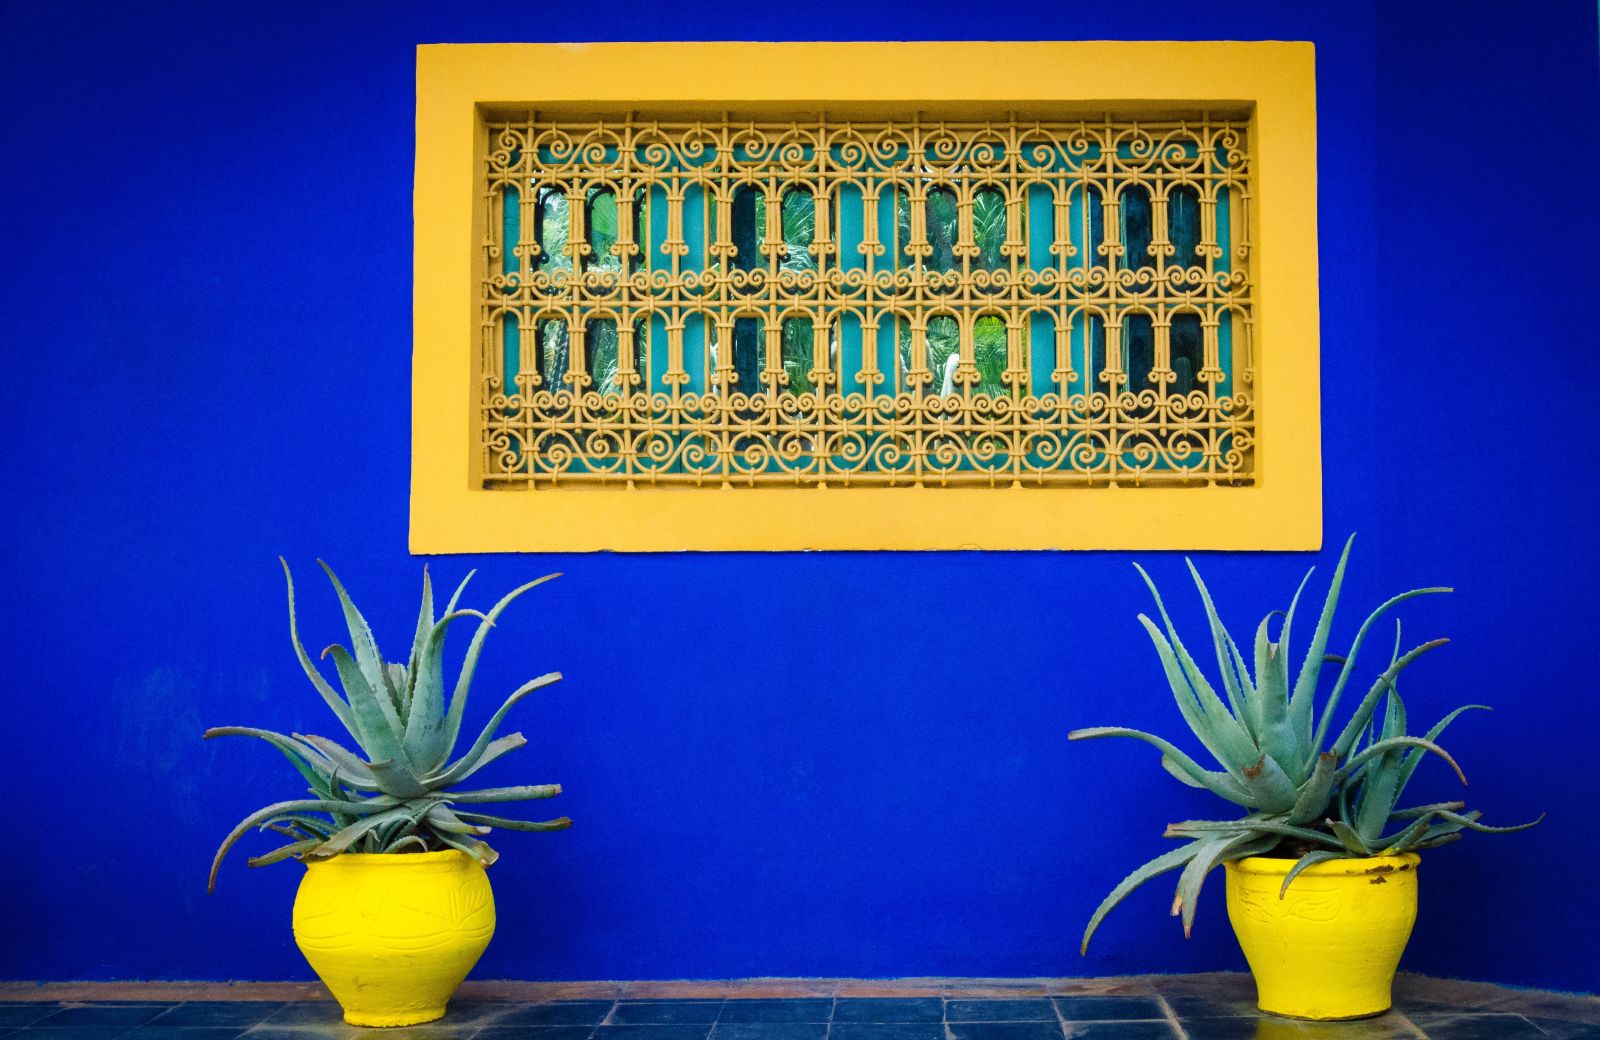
<box><xmin>413</xmin><ymin>41</ymin><xmax>1320</xmax><ymax>552</ymax></box>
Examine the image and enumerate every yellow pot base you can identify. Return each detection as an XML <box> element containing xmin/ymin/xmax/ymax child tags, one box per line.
<box><xmin>1258</xmin><ymin>1004</ymin><xmax>1389</xmax><ymax>1022</ymax></box>
<box><xmin>342</xmin><ymin>1007</ymin><xmax>448</xmax><ymax>1028</ymax></box>
<box><xmin>292</xmin><ymin>850</ymin><xmax>495</xmax><ymax>1028</ymax></box>
<box><xmin>1226</xmin><ymin>853</ymin><xmax>1420</xmax><ymax>1022</ymax></box>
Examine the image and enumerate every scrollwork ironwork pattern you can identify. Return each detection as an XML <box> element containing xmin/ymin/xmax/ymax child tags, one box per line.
<box><xmin>479</xmin><ymin>112</ymin><xmax>1254</xmax><ymax>487</ymax></box>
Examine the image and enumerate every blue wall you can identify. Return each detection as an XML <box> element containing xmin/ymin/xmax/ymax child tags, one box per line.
<box><xmin>2</xmin><ymin>0</ymin><xmax>1596</xmax><ymax>992</ymax></box>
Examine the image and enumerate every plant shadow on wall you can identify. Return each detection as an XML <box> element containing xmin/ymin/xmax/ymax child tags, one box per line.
<box><xmin>204</xmin><ymin>562</ymin><xmax>570</xmax><ymax>1028</ymax></box>
<box><xmin>1072</xmin><ymin>535</ymin><xmax>1543</xmax><ymax>1022</ymax></box>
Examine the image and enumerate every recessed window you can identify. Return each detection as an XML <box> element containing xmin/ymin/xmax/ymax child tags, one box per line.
<box><xmin>413</xmin><ymin>42</ymin><xmax>1320</xmax><ymax>551</ymax></box>
<box><xmin>479</xmin><ymin>111</ymin><xmax>1254</xmax><ymax>489</ymax></box>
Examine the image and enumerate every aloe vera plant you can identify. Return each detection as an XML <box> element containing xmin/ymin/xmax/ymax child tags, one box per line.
<box><xmin>1072</xmin><ymin>536</ymin><xmax>1540</xmax><ymax>951</ymax></box>
<box><xmin>205</xmin><ymin>560</ymin><xmax>571</xmax><ymax>892</ymax></box>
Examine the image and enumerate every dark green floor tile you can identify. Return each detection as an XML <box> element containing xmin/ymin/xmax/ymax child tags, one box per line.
<box><xmin>146</xmin><ymin>1005</ymin><xmax>285</xmax><ymax>1029</ymax></box>
<box><xmin>946</xmin><ymin>1001</ymin><xmax>1057</xmax><ymax>1023</ymax></box>
<box><xmin>1052</xmin><ymin>998</ymin><xmax>1164</xmax><ymax>1022</ymax></box>
<box><xmin>37</xmin><ymin>1009</ymin><xmax>169</xmax><ymax>1030</ymax></box>
<box><xmin>1293</xmin><ymin>1015</ymin><xmax>1420</xmax><ymax>1039</ymax></box>
<box><xmin>829</xmin><ymin>1023</ymin><xmax>945</xmax><ymax>1040</ymax></box>
<box><xmin>254</xmin><ymin>1004</ymin><xmax>348</xmax><ymax>1029</ymax></box>
<box><xmin>1061</xmin><ymin>1024</ymin><xmax>1177</xmax><ymax>1040</ymax></box>
<box><xmin>1525</xmin><ymin>1019</ymin><xmax>1600</xmax><ymax>1039</ymax></box>
<box><xmin>1160</xmin><ymin>998</ymin><xmax>1258</xmax><ymax>1020</ymax></box>
<box><xmin>594</xmin><ymin>1026</ymin><xmax>714</xmax><ymax>1040</ymax></box>
<box><xmin>832</xmin><ymin>1001</ymin><xmax>943</xmax><ymax>1024</ymax></box>
<box><xmin>1412</xmin><ymin>1014</ymin><xmax>1548</xmax><ymax>1039</ymax></box>
<box><xmin>480</xmin><ymin>1025</ymin><xmax>598</xmax><ymax>1039</ymax></box>
<box><xmin>492</xmin><ymin>1004</ymin><xmax>615</xmax><ymax>1027</ymax></box>
<box><xmin>0</xmin><ymin>1009</ymin><xmax>64</xmax><ymax>1029</ymax></box>
<box><xmin>608</xmin><ymin>1005</ymin><xmax>723</xmax><ymax>1026</ymax></box>
<box><xmin>718</xmin><ymin>1002</ymin><xmax>832</xmax><ymax>1024</ymax></box>
<box><xmin>8</xmin><ymin>1024</ymin><xmax>143</xmax><ymax>1030</ymax></box>
<box><xmin>709</xmin><ymin>1024</ymin><xmax>827</xmax><ymax>1040</ymax></box>
<box><xmin>946</xmin><ymin>1022</ymin><xmax>1064</xmax><ymax>1040</ymax></box>
<box><xmin>122</xmin><ymin>1028</ymin><xmax>253</xmax><ymax>1040</ymax></box>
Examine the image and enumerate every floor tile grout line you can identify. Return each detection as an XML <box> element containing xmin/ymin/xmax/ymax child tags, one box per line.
<box><xmin>1047</xmin><ymin>993</ymin><xmax>1072</xmax><ymax>1040</ymax></box>
<box><xmin>1152</xmin><ymin>993</ymin><xmax>1189</xmax><ymax>1040</ymax></box>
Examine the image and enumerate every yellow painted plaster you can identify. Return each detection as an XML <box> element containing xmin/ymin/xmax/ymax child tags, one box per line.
<box><xmin>412</xmin><ymin>41</ymin><xmax>1320</xmax><ymax>552</ymax></box>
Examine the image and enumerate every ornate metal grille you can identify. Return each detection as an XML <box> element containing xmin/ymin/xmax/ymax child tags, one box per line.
<box><xmin>479</xmin><ymin>112</ymin><xmax>1254</xmax><ymax>487</ymax></box>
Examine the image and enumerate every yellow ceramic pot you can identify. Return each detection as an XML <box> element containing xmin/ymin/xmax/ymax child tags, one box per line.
<box><xmin>292</xmin><ymin>850</ymin><xmax>495</xmax><ymax>1027</ymax></box>
<box><xmin>1225</xmin><ymin>853</ymin><xmax>1419</xmax><ymax>1021</ymax></box>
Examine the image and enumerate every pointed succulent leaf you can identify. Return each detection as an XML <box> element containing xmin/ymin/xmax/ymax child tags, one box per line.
<box><xmin>1434</xmin><ymin>809</ymin><xmax>1545</xmax><ymax>835</ymax></box>
<box><xmin>1288</xmin><ymin>536</ymin><xmax>1354</xmax><ymax>742</ymax></box>
<box><xmin>209</xmin><ymin>796</ymin><xmax>390</xmax><ymax>891</ymax></box>
<box><xmin>447</xmin><ymin>783</ymin><xmax>562</xmax><ymax>803</ymax></box>
<box><xmin>308</xmin><ymin>803</ymin><xmax>435</xmax><ymax>858</ymax></box>
<box><xmin>1161</xmin><ymin>755</ymin><xmax>1205</xmax><ymax>788</ymax></box>
<box><xmin>444</xmin><ymin>569</ymin><xmax>477</xmax><ymax>616</ymax></box>
<box><xmin>440</xmin><ymin>672</ymin><xmax>562</xmax><ymax>788</ymax></box>
<box><xmin>440</xmin><ymin>573</ymin><xmax>561</xmax><ymax>756</ymax></box>
<box><xmin>1399</xmin><ymin>705</ymin><xmax>1490</xmax><ymax>789</ymax></box>
<box><xmin>386</xmin><ymin>836</ymin><xmax>431</xmax><ymax>854</ymax></box>
<box><xmin>1134</xmin><ymin>567</ymin><xmax>1260</xmax><ymax>771</ymax></box>
<box><xmin>316</xmin><ymin>560</ymin><xmax>391</xmax><ymax>701</ymax></box>
<box><xmin>279</xmin><ymin>559</ymin><xmax>361</xmax><ymax>743</ymax></box>
<box><xmin>321</xmin><ymin>643</ymin><xmax>408</xmax><ymax>765</ymax></box>
<box><xmin>1251</xmin><ymin>611</ymin><xmax>1302</xmax><ymax>783</ymax></box>
<box><xmin>1069</xmin><ymin>726</ymin><xmax>1253</xmax><ymax>807</ymax></box>
<box><xmin>1339</xmin><ymin>736</ymin><xmax>1466</xmax><ymax>787</ymax></box>
<box><xmin>429</xmin><ymin>733</ymin><xmax>528</xmax><ymax>788</ymax></box>
<box><xmin>1374</xmin><ymin>813</ymin><xmax>1440</xmax><ymax>854</ymax></box>
<box><xmin>1223</xmin><ymin>630</ymin><xmax>1257</xmax><ymax>704</ymax></box>
<box><xmin>1313</xmin><ymin>590</ymin><xmax>1452</xmax><ymax>753</ymax></box>
<box><xmin>1286</xmin><ymin>752</ymin><xmax>1340</xmax><ymax>825</ymax></box>
<box><xmin>1279</xmin><ymin>850</ymin><xmax>1343</xmax><ymax>898</ymax></box>
<box><xmin>263</xmin><ymin>812</ymin><xmax>339</xmax><ymax>837</ymax></box>
<box><xmin>1250</xmin><ymin>612</ymin><xmax>1278</xmax><ymax>735</ymax></box>
<box><xmin>1183</xmin><ymin>560</ymin><xmax>1251</xmax><ymax>726</ymax></box>
<box><xmin>1164</xmin><ymin>818</ymin><xmax>1343</xmax><ymax>849</ymax></box>
<box><xmin>1136</xmin><ymin>614</ymin><xmax>1258</xmax><ymax>774</ymax></box>
<box><xmin>384</xmin><ymin>662</ymin><xmax>410</xmax><ymax>719</ymax></box>
<box><xmin>203</xmin><ymin>726</ymin><xmax>337</xmax><ymax>795</ymax></box>
<box><xmin>405</xmin><ymin>608</ymin><xmax>494</xmax><ymax>774</ymax></box>
<box><xmin>1327</xmin><ymin>819</ymin><xmax>1371</xmax><ymax>856</ymax></box>
<box><xmin>246</xmin><ymin>838</ymin><xmax>322</xmax><ymax>868</ymax></box>
<box><xmin>371</xmin><ymin>803</ymin><xmax>438</xmax><ymax>851</ymax></box>
<box><xmin>1329</xmin><ymin>639</ymin><xmax>1452</xmax><ymax>761</ymax></box>
<box><xmin>1081</xmin><ymin>840</ymin><xmax>1204</xmax><ymax>954</ymax></box>
<box><xmin>434</xmin><ymin>831</ymin><xmax>501</xmax><ymax>866</ymax></box>
<box><xmin>425</xmin><ymin>804</ymin><xmax>491</xmax><ymax>835</ymax></box>
<box><xmin>1351</xmin><ymin>725</ymin><xmax>1409</xmax><ymax>842</ymax></box>
<box><xmin>1389</xmin><ymin>800</ymin><xmax>1466</xmax><ymax>819</ymax></box>
<box><xmin>1275</xmin><ymin>567</ymin><xmax>1313</xmax><ymax>705</ymax></box>
<box><xmin>1237</xmin><ymin>753</ymin><xmax>1301</xmax><ymax>815</ymax></box>
<box><xmin>1176</xmin><ymin>833</ymin><xmax>1278</xmax><ymax>937</ymax></box>
<box><xmin>454</xmin><ymin>810</ymin><xmax>573</xmax><ymax>832</ymax></box>
<box><xmin>405</xmin><ymin>567</ymin><xmax>436</xmax><ymax>709</ymax></box>
<box><xmin>293</xmin><ymin>733</ymin><xmax>379</xmax><ymax>788</ymax></box>
<box><xmin>1171</xmin><ymin>835</ymin><xmax>1231</xmax><ymax>929</ymax></box>
<box><xmin>365</xmin><ymin>756</ymin><xmax>431</xmax><ymax>799</ymax></box>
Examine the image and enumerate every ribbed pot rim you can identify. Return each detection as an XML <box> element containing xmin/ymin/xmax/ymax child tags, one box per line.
<box><xmin>1227</xmin><ymin>852</ymin><xmax>1420</xmax><ymax>877</ymax></box>
<box><xmin>302</xmin><ymin>849</ymin><xmax>475</xmax><ymax>867</ymax></box>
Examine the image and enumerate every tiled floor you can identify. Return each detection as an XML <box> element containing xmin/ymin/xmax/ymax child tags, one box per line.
<box><xmin>1</xmin><ymin>976</ymin><xmax>1595</xmax><ymax>1040</ymax></box>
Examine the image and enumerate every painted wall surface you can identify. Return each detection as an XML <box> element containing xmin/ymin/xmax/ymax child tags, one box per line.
<box><xmin>1</xmin><ymin>0</ymin><xmax>1595</xmax><ymax>991</ymax></box>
